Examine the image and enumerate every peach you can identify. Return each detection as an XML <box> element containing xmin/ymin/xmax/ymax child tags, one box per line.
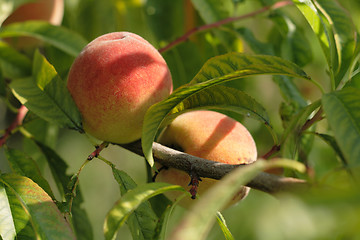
<box><xmin>2</xmin><ymin>0</ymin><xmax>64</xmax><ymax>49</ymax></box>
<box><xmin>67</xmin><ymin>32</ymin><xmax>173</xmax><ymax>144</ymax></box>
<box><xmin>155</xmin><ymin>110</ymin><xmax>257</xmax><ymax>208</ymax></box>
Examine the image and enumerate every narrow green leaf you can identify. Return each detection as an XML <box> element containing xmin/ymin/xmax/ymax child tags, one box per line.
<box><xmin>152</xmin><ymin>204</ymin><xmax>173</xmax><ymax>240</ymax></box>
<box><xmin>293</xmin><ymin>0</ymin><xmax>356</xmax><ymax>87</ymax></box>
<box><xmin>216</xmin><ymin>212</ymin><xmax>234</xmax><ymax>240</ymax></box>
<box><xmin>34</xmin><ymin>141</ymin><xmax>93</xmax><ymax>240</ymax></box>
<box><xmin>142</xmin><ymin>52</ymin><xmax>311</xmax><ymax>166</ymax></box>
<box><xmin>293</xmin><ymin>0</ymin><xmax>335</xmax><ymax>77</ymax></box>
<box><xmin>104</xmin><ymin>182</ymin><xmax>184</xmax><ymax>240</ymax></box>
<box><xmin>281</xmin><ymin>100</ymin><xmax>321</xmax><ymax>159</ymax></box>
<box><xmin>315</xmin><ymin>0</ymin><xmax>356</xmax><ymax>85</ymax></box>
<box><xmin>0</xmin><ymin>41</ymin><xmax>31</xmax><ymax>79</ymax></box>
<box><xmin>112</xmin><ymin>168</ymin><xmax>158</xmax><ymax>240</ymax></box>
<box><xmin>34</xmin><ymin>141</ymin><xmax>69</xmax><ymax>199</ymax></box>
<box><xmin>237</xmin><ymin>27</ymin><xmax>308</xmax><ymax>116</ymax></box>
<box><xmin>10</xmin><ymin>50</ymin><xmax>83</xmax><ymax>131</ymax></box>
<box><xmin>168</xmin><ymin>159</ymin><xmax>305</xmax><ymax>240</ymax></box>
<box><xmin>4</xmin><ymin>147</ymin><xmax>55</xmax><ymax>200</ymax></box>
<box><xmin>0</xmin><ymin>174</ymin><xmax>76</xmax><ymax>239</ymax></box>
<box><xmin>169</xmin><ymin>85</ymin><xmax>271</xmax><ymax>125</ymax></box>
<box><xmin>313</xmin><ymin>133</ymin><xmax>347</xmax><ymax>167</ymax></box>
<box><xmin>1</xmin><ymin>179</ymin><xmax>35</xmax><ymax>239</ymax></box>
<box><xmin>0</xmin><ymin>21</ymin><xmax>88</xmax><ymax>56</ymax></box>
<box><xmin>189</xmin><ymin>53</ymin><xmax>309</xmax><ymax>84</ymax></box>
<box><xmin>322</xmin><ymin>87</ymin><xmax>360</xmax><ymax>166</ymax></box>
<box><xmin>0</xmin><ymin>182</ymin><xmax>16</xmax><ymax>240</ymax></box>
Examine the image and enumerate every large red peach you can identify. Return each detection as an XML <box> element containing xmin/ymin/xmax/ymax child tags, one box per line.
<box><xmin>67</xmin><ymin>32</ymin><xmax>173</xmax><ymax>144</ymax></box>
<box><xmin>155</xmin><ymin>110</ymin><xmax>257</xmax><ymax>208</ymax></box>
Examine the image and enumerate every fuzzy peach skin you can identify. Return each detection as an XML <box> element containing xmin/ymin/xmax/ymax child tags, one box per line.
<box><xmin>2</xmin><ymin>0</ymin><xmax>64</xmax><ymax>48</ymax></box>
<box><xmin>155</xmin><ymin>110</ymin><xmax>257</xmax><ymax>208</ymax></box>
<box><xmin>67</xmin><ymin>32</ymin><xmax>173</xmax><ymax>144</ymax></box>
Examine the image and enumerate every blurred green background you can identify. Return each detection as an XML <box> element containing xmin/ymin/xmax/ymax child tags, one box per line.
<box><xmin>1</xmin><ymin>0</ymin><xmax>360</xmax><ymax>239</ymax></box>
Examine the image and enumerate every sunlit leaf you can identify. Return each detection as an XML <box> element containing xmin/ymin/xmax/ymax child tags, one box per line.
<box><xmin>142</xmin><ymin>52</ymin><xmax>311</xmax><ymax>166</ymax></box>
<box><xmin>10</xmin><ymin>50</ymin><xmax>83</xmax><ymax>131</ymax></box>
<box><xmin>0</xmin><ymin>181</ymin><xmax>16</xmax><ymax>240</ymax></box>
<box><xmin>322</xmin><ymin>87</ymin><xmax>360</xmax><ymax>167</ymax></box>
<box><xmin>104</xmin><ymin>182</ymin><xmax>184</xmax><ymax>240</ymax></box>
<box><xmin>168</xmin><ymin>159</ymin><xmax>305</xmax><ymax>240</ymax></box>
<box><xmin>0</xmin><ymin>174</ymin><xmax>76</xmax><ymax>239</ymax></box>
<box><xmin>216</xmin><ymin>212</ymin><xmax>234</xmax><ymax>240</ymax></box>
<box><xmin>0</xmin><ymin>21</ymin><xmax>87</xmax><ymax>56</ymax></box>
<box><xmin>112</xmin><ymin>168</ymin><xmax>158</xmax><ymax>240</ymax></box>
<box><xmin>293</xmin><ymin>0</ymin><xmax>356</xmax><ymax>87</ymax></box>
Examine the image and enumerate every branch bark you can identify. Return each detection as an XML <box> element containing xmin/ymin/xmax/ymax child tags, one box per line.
<box><xmin>119</xmin><ymin>140</ymin><xmax>308</xmax><ymax>195</ymax></box>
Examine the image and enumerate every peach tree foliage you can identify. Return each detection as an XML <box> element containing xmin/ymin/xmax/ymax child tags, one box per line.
<box><xmin>0</xmin><ymin>0</ymin><xmax>360</xmax><ymax>240</ymax></box>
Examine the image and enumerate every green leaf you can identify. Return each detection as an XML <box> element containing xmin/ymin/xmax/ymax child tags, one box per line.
<box><xmin>10</xmin><ymin>50</ymin><xmax>83</xmax><ymax>131</ymax></box>
<box><xmin>293</xmin><ymin>0</ymin><xmax>356</xmax><ymax>87</ymax></box>
<box><xmin>322</xmin><ymin>87</ymin><xmax>360</xmax><ymax>167</ymax></box>
<box><xmin>236</xmin><ymin>27</ymin><xmax>274</xmax><ymax>55</ymax></box>
<box><xmin>142</xmin><ymin>52</ymin><xmax>311</xmax><ymax>166</ymax></box>
<box><xmin>112</xmin><ymin>168</ymin><xmax>158</xmax><ymax>240</ymax></box>
<box><xmin>104</xmin><ymin>182</ymin><xmax>184</xmax><ymax>240</ymax></box>
<box><xmin>191</xmin><ymin>0</ymin><xmax>233</xmax><ymax>24</ymax></box>
<box><xmin>313</xmin><ymin>133</ymin><xmax>347</xmax><ymax>167</ymax></box>
<box><xmin>0</xmin><ymin>21</ymin><xmax>88</xmax><ymax>56</ymax></box>
<box><xmin>0</xmin><ymin>181</ymin><xmax>16</xmax><ymax>240</ymax></box>
<box><xmin>4</xmin><ymin>147</ymin><xmax>55</xmax><ymax>200</ymax></box>
<box><xmin>191</xmin><ymin>0</ymin><xmax>235</xmax><ymax>48</ymax></box>
<box><xmin>34</xmin><ymin>141</ymin><xmax>70</xmax><ymax>199</ymax></box>
<box><xmin>281</xmin><ymin>100</ymin><xmax>321</xmax><ymax>159</ymax></box>
<box><xmin>167</xmin><ymin>159</ymin><xmax>305</xmax><ymax>240</ymax></box>
<box><xmin>34</xmin><ymin>141</ymin><xmax>93</xmax><ymax>240</ymax></box>
<box><xmin>0</xmin><ymin>174</ymin><xmax>76</xmax><ymax>239</ymax></box>
<box><xmin>216</xmin><ymin>212</ymin><xmax>234</xmax><ymax>240</ymax></box>
<box><xmin>169</xmin><ymin>85</ymin><xmax>271</xmax><ymax>125</ymax></box>
<box><xmin>315</xmin><ymin>0</ymin><xmax>356</xmax><ymax>85</ymax></box>
<box><xmin>269</xmin><ymin>13</ymin><xmax>313</xmax><ymax>68</ymax></box>
<box><xmin>145</xmin><ymin>0</ymin><xmax>184</xmax><ymax>43</ymax></box>
<box><xmin>0</xmin><ymin>41</ymin><xmax>31</xmax><ymax>79</ymax></box>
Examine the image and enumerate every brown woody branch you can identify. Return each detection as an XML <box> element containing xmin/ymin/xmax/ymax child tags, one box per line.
<box><xmin>119</xmin><ymin>140</ymin><xmax>308</xmax><ymax>194</ymax></box>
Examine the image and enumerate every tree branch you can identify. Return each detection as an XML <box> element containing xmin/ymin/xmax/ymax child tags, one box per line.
<box><xmin>158</xmin><ymin>0</ymin><xmax>293</xmax><ymax>53</ymax></box>
<box><xmin>119</xmin><ymin>140</ymin><xmax>308</xmax><ymax>194</ymax></box>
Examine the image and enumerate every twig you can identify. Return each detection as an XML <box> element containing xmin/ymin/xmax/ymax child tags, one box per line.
<box><xmin>87</xmin><ymin>142</ymin><xmax>109</xmax><ymax>160</ymax></box>
<box><xmin>301</xmin><ymin>108</ymin><xmax>324</xmax><ymax>132</ymax></box>
<box><xmin>261</xmin><ymin>107</ymin><xmax>324</xmax><ymax>159</ymax></box>
<box><xmin>261</xmin><ymin>144</ymin><xmax>281</xmax><ymax>159</ymax></box>
<box><xmin>158</xmin><ymin>0</ymin><xmax>293</xmax><ymax>53</ymax></box>
<box><xmin>0</xmin><ymin>105</ymin><xmax>28</xmax><ymax>147</ymax></box>
<box><xmin>119</xmin><ymin>140</ymin><xmax>308</xmax><ymax>194</ymax></box>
